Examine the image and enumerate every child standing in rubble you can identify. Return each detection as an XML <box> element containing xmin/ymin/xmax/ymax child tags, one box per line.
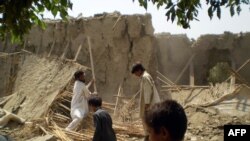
<box><xmin>66</xmin><ymin>70</ymin><xmax>95</xmax><ymax>131</ymax></box>
<box><xmin>88</xmin><ymin>95</ymin><xmax>117</xmax><ymax>141</ymax></box>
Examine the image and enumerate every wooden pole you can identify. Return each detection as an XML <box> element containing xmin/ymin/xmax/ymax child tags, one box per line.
<box><xmin>230</xmin><ymin>59</ymin><xmax>236</xmax><ymax>92</ymax></box>
<box><xmin>87</xmin><ymin>36</ymin><xmax>97</xmax><ymax>94</ymax></box>
<box><xmin>156</xmin><ymin>71</ymin><xmax>175</xmax><ymax>85</ymax></box>
<box><xmin>74</xmin><ymin>44</ymin><xmax>82</xmax><ymax>61</ymax></box>
<box><xmin>225</xmin><ymin>58</ymin><xmax>250</xmax><ymax>82</ymax></box>
<box><xmin>48</xmin><ymin>40</ymin><xmax>55</xmax><ymax>57</ymax></box>
<box><xmin>189</xmin><ymin>60</ymin><xmax>195</xmax><ymax>86</ymax></box>
<box><xmin>112</xmin><ymin>15</ymin><xmax>122</xmax><ymax>30</ymax></box>
<box><xmin>61</xmin><ymin>40</ymin><xmax>70</xmax><ymax>59</ymax></box>
<box><xmin>114</xmin><ymin>84</ymin><xmax>122</xmax><ymax>116</ymax></box>
<box><xmin>175</xmin><ymin>54</ymin><xmax>195</xmax><ymax>84</ymax></box>
<box><xmin>157</xmin><ymin>77</ymin><xmax>170</xmax><ymax>85</ymax></box>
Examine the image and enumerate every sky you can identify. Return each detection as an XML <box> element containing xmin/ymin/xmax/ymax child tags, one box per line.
<box><xmin>44</xmin><ymin>0</ymin><xmax>250</xmax><ymax>39</ymax></box>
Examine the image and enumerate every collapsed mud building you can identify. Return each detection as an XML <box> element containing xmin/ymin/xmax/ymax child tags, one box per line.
<box><xmin>0</xmin><ymin>13</ymin><xmax>250</xmax><ymax>141</ymax></box>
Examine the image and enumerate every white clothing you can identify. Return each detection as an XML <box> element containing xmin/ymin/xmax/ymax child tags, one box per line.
<box><xmin>139</xmin><ymin>71</ymin><xmax>160</xmax><ymax>118</ymax></box>
<box><xmin>66</xmin><ymin>80</ymin><xmax>90</xmax><ymax>131</ymax></box>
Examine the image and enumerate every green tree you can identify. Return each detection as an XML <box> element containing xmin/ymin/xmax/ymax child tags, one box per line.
<box><xmin>0</xmin><ymin>0</ymin><xmax>72</xmax><ymax>42</ymax></box>
<box><xmin>136</xmin><ymin>0</ymin><xmax>250</xmax><ymax>28</ymax></box>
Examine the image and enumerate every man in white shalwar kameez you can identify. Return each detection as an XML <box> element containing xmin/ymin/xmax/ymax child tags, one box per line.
<box><xmin>131</xmin><ymin>62</ymin><xmax>160</xmax><ymax>141</ymax></box>
<box><xmin>66</xmin><ymin>70</ymin><xmax>94</xmax><ymax>131</ymax></box>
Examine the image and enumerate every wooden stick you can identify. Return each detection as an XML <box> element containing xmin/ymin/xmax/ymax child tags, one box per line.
<box><xmin>48</xmin><ymin>40</ymin><xmax>55</xmax><ymax>57</ymax></box>
<box><xmin>156</xmin><ymin>71</ymin><xmax>175</xmax><ymax>85</ymax></box>
<box><xmin>74</xmin><ymin>44</ymin><xmax>82</xmax><ymax>61</ymax></box>
<box><xmin>61</xmin><ymin>40</ymin><xmax>70</xmax><ymax>59</ymax></box>
<box><xmin>189</xmin><ymin>60</ymin><xmax>195</xmax><ymax>86</ymax></box>
<box><xmin>230</xmin><ymin>60</ymin><xmax>236</xmax><ymax>92</ymax></box>
<box><xmin>21</xmin><ymin>49</ymin><xmax>33</xmax><ymax>54</ymax></box>
<box><xmin>162</xmin><ymin>85</ymin><xmax>210</xmax><ymax>88</ymax></box>
<box><xmin>0</xmin><ymin>52</ymin><xmax>22</xmax><ymax>58</ymax></box>
<box><xmin>102</xmin><ymin>102</ymin><xmax>116</xmax><ymax>107</ymax></box>
<box><xmin>225</xmin><ymin>58</ymin><xmax>250</xmax><ymax>82</ymax></box>
<box><xmin>114</xmin><ymin>84</ymin><xmax>122</xmax><ymax>115</ymax></box>
<box><xmin>157</xmin><ymin>77</ymin><xmax>170</xmax><ymax>85</ymax></box>
<box><xmin>87</xmin><ymin>36</ymin><xmax>97</xmax><ymax>94</ymax></box>
<box><xmin>175</xmin><ymin>54</ymin><xmax>195</xmax><ymax>84</ymax></box>
<box><xmin>113</xmin><ymin>95</ymin><xmax>130</xmax><ymax>99</ymax></box>
<box><xmin>38</xmin><ymin>124</ymin><xmax>50</xmax><ymax>135</ymax></box>
<box><xmin>0</xmin><ymin>94</ymin><xmax>13</xmax><ymax>107</ymax></box>
<box><xmin>53</xmin><ymin>113</ymin><xmax>71</xmax><ymax>120</ymax></box>
<box><xmin>157</xmin><ymin>72</ymin><xmax>182</xmax><ymax>92</ymax></box>
<box><xmin>58</xmin><ymin>103</ymin><xmax>70</xmax><ymax>112</ymax></box>
<box><xmin>112</xmin><ymin>15</ymin><xmax>122</xmax><ymax>30</ymax></box>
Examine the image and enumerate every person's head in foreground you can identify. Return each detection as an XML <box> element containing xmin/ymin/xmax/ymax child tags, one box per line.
<box><xmin>88</xmin><ymin>95</ymin><xmax>102</xmax><ymax>112</ymax></box>
<box><xmin>74</xmin><ymin>70</ymin><xmax>85</xmax><ymax>83</ymax></box>
<box><xmin>131</xmin><ymin>62</ymin><xmax>145</xmax><ymax>77</ymax></box>
<box><xmin>144</xmin><ymin>100</ymin><xmax>187</xmax><ymax>141</ymax></box>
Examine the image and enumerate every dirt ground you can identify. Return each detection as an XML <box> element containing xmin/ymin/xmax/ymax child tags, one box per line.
<box><xmin>1</xmin><ymin>103</ymin><xmax>250</xmax><ymax>141</ymax></box>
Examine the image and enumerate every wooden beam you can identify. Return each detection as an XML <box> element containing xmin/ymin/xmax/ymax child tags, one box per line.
<box><xmin>230</xmin><ymin>59</ymin><xmax>236</xmax><ymax>92</ymax></box>
<box><xmin>61</xmin><ymin>40</ymin><xmax>70</xmax><ymax>59</ymax></box>
<box><xmin>162</xmin><ymin>85</ymin><xmax>210</xmax><ymax>88</ymax></box>
<box><xmin>114</xmin><ymin>84</ymin><xmax>122</xmax><ymax>116</ymax></box>
<box><xmin>102</xmin><ymin>102</ymin><xmax>116</xmax><ymax>107</ymax></box>
<box><xmin>156</xmin><ymin>71</ymin><xmax>175</xmax><ymax>85</ymax></box>
<box><xmin>225</xmin><ymin>58</ymin><xmax>250</xmax><ymax>82</ymax></box>
<box><xmin>87</xmin><ymin>36</ymin><xmax>98</xmax><ymax>94</ymax></box>
<box><xmin>0</xmin><ymin>52</ymin><xmax>22</xmax><ymax>58</ymax></box>
<box><xmin>21</xmin><ymin>49</ymin><xmax>33</xmax><ymax>54</ymax></box>
<box><xmin>189</xmin><ymin>59</ymin><xmax>195</xmax><ymax>86</ymax></box>
<box><xmin>73</xmin><ymin>44</ymin><xmax>82</xmax><ymax>61</ymax></box>
<box><xmin>112</xmin><ymin>15</ymin><xmax>122</xmax><ymax>30</ymax></box>
<box><xmin>157</xmin><ymin>77</ymin><xmax>170</xmax><ymax>85</ymax></box>
<box><xmin>175</xmin><ymin>54</ymin><xmax>195</xmax><ymax>84</ymax></box>
<box><xmin>58</xmin><ymin>103</ymin><xmax>70</xmax><ymax>112</ymax></box>
<box><xmin>48</xmin><ymin>40</ymin><xmax>56</xmax><ymax>57</ymax></box>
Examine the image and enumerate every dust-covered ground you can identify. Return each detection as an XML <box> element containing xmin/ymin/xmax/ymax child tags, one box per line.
<box><xmin>1</xmin><ymin>104</ymin><xmax>250</xmax><ymax>141</ymax></box>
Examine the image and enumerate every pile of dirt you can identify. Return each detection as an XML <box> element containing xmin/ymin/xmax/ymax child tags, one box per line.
<box><xmin>185</xmin><ymin>105</ymin><xmax>250</xmax><ymax>141</ymax></box>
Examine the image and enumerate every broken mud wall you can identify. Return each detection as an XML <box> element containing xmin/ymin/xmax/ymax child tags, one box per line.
<box><xmin>155</xmin><ymin>32</ymin><xmax>250</xmax><ymax>85</ymax></box>
<box><xmin>192</xmin><ymin>32</ymin><xmax>250</xmax><ymax>84</ymax></box>
<box><xmin>1</xmin><ymin>13</ymin><xmax>250</xmax><ymax>103</ymax></box>
<box><xmin>3</xmin><ymin>54</ymin><xmax>86</xmax><ymax>120</ymax></box>
<box><xmin>155</xmin><ymin>33</ymin><xmax>192</xmax><ymax>85</ymax></box>
<box><xmin>0</xmin><ymin>40</ymin><xmax>20</xmax><ymax>97</ymax></box>
<box><xmin>23</xmin><ymin>13</ymin><xmax>157</xmax><ymax>102</ymax></box>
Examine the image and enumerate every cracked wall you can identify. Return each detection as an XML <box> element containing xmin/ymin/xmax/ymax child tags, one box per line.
<box><xmin>22</xmin><ymin>13</ymin><xmax>157</xmax><ymax>102</ymax></box>
<box><xmin>1</xmin><ymin>13</ymin><xmax>250</xmax><ymax>101</ymax></box>
<box><xmin>192</xmin><ymin>32</ymin><xmax>250</xmax><ymax>84</ymax></box>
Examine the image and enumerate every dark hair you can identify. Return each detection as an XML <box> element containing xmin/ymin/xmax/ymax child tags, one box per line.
<box><xmin>144</xmin><ymin>100</ymin><xmax>187</xmax><ymax>141</ymax></box>
<box><xmin>88</xmin><ymin>95</ymin><xmax>102</xmax><ymax>107</ymax></box>
<box><xmin>74</xmin><ymin>70</ymin><xmax>84</xmax><ymax>80</ymax></box>
<box><xmin>131</xmin><ymin>62</ymin><xmax>145</xmax><ymax>74</ymax></box>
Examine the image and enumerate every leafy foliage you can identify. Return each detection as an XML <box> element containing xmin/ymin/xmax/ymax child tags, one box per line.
<box><xmin>0</xmin><ymin>0</ymin><xmax>72</xmax><ymax>42</ymax></box>
<box><xmin>135</xmin><ymin>0</ymin><xmax>250</xmax><ymax>28</ymax></box>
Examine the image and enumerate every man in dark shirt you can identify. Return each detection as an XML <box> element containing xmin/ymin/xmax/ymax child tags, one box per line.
<box><xmin>88</xmin><ymin>95</ymin><xmax>116</xmax><ymax>141</ymax></box>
